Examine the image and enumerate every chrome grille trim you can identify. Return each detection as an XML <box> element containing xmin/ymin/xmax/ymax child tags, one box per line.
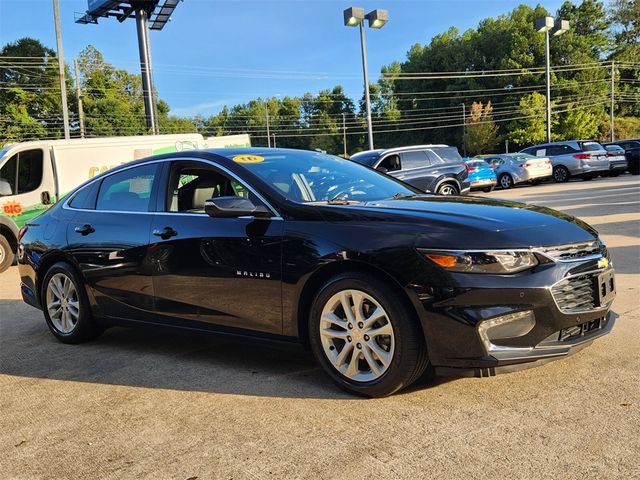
<box><xmin>550</xmin><ymin>269</ymin><xmax>612</xmax><ymax>314</ymax></box>
<box><xmin>537</xmin><ymin>240</ymin><xmax>604</xmax><ymax>262</ymax></box>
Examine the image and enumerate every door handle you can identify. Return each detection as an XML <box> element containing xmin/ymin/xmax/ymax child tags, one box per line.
<box><xmin>74</xmin><ymin>224</ymin><xmax>94</xmax><ymax>235</ymax></box>
<box><xmin>153</xmin><ymin>227</ymin><xmax>178</xmax><ymax>239</ymax></box>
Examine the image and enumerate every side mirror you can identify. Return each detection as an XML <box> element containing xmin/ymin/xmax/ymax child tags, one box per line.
<box><xmin>204</xmin><ymin>196</ymin><xmax>270</xmax><ymax>219</ymax></box>
<box><xmin>376</xmin><ymin>166</ymin><xmax>388</xmax><ymax>174</ymax></box>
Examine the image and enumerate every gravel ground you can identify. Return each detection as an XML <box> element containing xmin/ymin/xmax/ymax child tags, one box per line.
<box><xmin>1</xmin><ymin>175</ymin><xmax>639</xmax><ymax>480</ymax></box>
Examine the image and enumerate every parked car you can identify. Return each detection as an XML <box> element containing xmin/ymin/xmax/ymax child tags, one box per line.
<box><xmin>602</xmin><ymin>144</ymin><xmax>629</xmax><ymax>176</ymax></box>
<box><xmin>464</xmin><ymin>158</ymin><xmax>497</xmax><ymax>192</ymax></box>
<box><xmin>519</xmin><ymin>140</ymin><xmax>609</xmax><ymax>183</ymax></box>
<box><xmin>350</xmin><ymin>145</ymin><xmax>470</xmax><ymax>195</ymax></box>
<box><xmin>603</xmin><ymin>139</ymin><xmax>640</xmax><ymax>175</ymax></box>
<box><xmin>478</xmin><ymin>153</ymin><xmax>552</xmax><ymax>189</ymax></box>
<box><xmin>18</xmin><ymin>148</ymin><xmax>616</xmax><ymax>397</ymax></box>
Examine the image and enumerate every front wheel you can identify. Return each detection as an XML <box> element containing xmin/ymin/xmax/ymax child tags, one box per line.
<box><xmin>0</xmin><ymin>234</ymin><xmax>13</xmax><ymax>273</ymax></box>
<box><xmin>482</xmin><ymin>186</ymin><xmax>495</xmax><ymax>193</ymax></box>
<box><xmin>309</xmin><ymin>273</ymin><xmax>428</xmax><ymax>397</ymax></box>
<box><xmin>42</xmin><ymin>262</ymin><xmax>103</xmax><ymax>344</ymax></box>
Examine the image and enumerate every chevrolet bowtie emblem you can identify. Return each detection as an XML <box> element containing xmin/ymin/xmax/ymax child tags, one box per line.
<box><xmin>597</xmin><ymin>258</ymin><xmax>609</xmax><ymax>269</ymax></box>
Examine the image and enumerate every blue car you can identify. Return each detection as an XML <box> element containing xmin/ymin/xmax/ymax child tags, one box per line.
<box><xmin>465</xmin><ymin>158</ymin><xmax>497</xmax><ymax>192</ymax></box>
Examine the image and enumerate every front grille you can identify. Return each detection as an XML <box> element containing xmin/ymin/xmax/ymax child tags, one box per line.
<box><xmin>540</xmin><ymin>241</ymin><xmax>603</xmax><ymax>261</ymax></box>
<box><xmin>551</xmin><ymin>274</ymin><xmax>596</xmax><ymax>313</ymax></box>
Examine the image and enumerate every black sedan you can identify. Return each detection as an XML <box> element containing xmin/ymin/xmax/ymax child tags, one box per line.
<box><xmin>17</xmin><ymin>148</ymin><xmax>616</xmax><ymax>397</ymax></box>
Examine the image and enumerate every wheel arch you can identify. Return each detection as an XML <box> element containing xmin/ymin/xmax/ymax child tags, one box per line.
<box><xmin>294</xmin><ymin>260</ymin><xmax>422</xmax><ymax>347</ymax></box>
<box><xmin>433</xmin><ymin>177</ymin><xmax>460</xmax><ymax>194</ymax></box>
<box><xmin>0</xmin><ymin>223</ymin><xmax>17</xmax><ymax>254</ymax></box>
<box><xmin>35</xmin><ymin>251</ymin><xmax>86</xmax><ymax>305</ymax></box>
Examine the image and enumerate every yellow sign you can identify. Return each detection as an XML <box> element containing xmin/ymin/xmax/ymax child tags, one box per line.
<box><xmin>597</xmin><ymin>258</ymin><xmax>609</xmax><ymax>269</ymax></box>
<box><xmin>233</xmin><ymin>154</ymin><xmax>264</xmax><ymax>164</ymax></box>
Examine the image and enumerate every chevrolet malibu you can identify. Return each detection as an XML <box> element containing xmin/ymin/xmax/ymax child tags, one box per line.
<box><xmin>17</xmin><ymin>148</ymin><xmax>616</xmax><ymax>397</ymax></box>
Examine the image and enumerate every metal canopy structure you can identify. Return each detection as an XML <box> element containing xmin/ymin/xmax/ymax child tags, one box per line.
<box><xmin>76</xmin><ymin>1</ymin><xmax>182</xmax><ymax>134</ymax></box>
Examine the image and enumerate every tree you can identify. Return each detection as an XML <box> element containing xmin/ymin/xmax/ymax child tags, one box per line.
<box><xmin>507</xmin><ymin>92</ymin><xmax>551</xmax><ymax>148</ymax></box>
<box><xmin>465</xmin><ymin>101</ymin><xmax>499</xmax><ymax>155</ymax></box>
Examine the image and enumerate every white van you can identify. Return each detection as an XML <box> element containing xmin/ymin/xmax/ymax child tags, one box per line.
<box><xmin>0</xmin><ymin>133</ymin><xmax>250</xmax><ymax>272</ymax></box>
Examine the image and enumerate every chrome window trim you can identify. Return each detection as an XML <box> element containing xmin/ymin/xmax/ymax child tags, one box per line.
<box><xmin>63</xmin><ymin>156</ymin><xmax>282</xmax><ymax>218</ymax></box>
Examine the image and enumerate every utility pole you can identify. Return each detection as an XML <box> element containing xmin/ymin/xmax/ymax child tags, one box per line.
<box><xmin>272</xmin><ymin>133</ymin><xmax>276</xmax><ymax>148</ymax></box>
<box><xmin>135</xmin><ymin>7</ymin><xmax>157</xmax><ymax>134</ymax></box>
<box><xmin>73</xmin><ymin>59</ymin><xmax>85</xmax><ymax>138</ymax></box>
<box><xmin>460</xmin><ymin>103</ymin><xmax>467</xmax><ymax>157</ymax></box>
<box><xmin>52</xmin><ymin>0</ymin><xmax>70</xmax><ymax>139</ymax></box>
<box><xmin>265</xmin><ymin>105</ymin><xmax>271</xmax><ymax>148</ymax></box>
<box><xmin>610</xmin><ymin>60</ymin><xmax>615</xmax><ymax>142</ymax></box>
<box><xmin>342</xmin><ymin>113</ymin><xmax>348</xmax><ymax>157</ymax></box>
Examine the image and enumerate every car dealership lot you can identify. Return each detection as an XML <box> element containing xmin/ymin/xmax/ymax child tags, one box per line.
<box><xmin>1</xmin><ymin>176</ymin><xmax>639</xmax><ymax>479</ymax></box>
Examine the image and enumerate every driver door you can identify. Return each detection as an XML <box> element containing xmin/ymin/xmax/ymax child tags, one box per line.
<box><xmin>150</xmin><ymin>159</ymin><xmax>284</xmax><ymax>334</ymax></box>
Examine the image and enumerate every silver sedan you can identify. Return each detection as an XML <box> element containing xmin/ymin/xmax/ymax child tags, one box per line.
<box><xmin>479</xmin><ymin>153</ymin><xmax>553</xmax><ymax>189</ymax></box>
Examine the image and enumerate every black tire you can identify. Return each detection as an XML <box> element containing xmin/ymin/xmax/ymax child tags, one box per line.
<box><xmin>553</xmin><ymin>165</ymin><xmax>570</xmax><ymax>183</ymax></box>
<box><xmin>309</xmin><ymin>272</ymin><xmax>429</xmax><ymax>397</ymax></box>
<box><xmin>41</xmin><ymin>261</ymin><xmax>103</xmax><ymax>344</ymax></box>
<box><xmin>437</xmin><ymin>183</ymin><xmax>458</xmax><ymax>196</ymax></box>
<box><xmin>0</xmin><ymin>234</ymin><xmax>13</xmax><ymax>273</ymax></box>
<box><xmin>482</xmin><ymin>186</ymin><xmax>495</xmax><ymax>193</ymax></box>
<box><xmin>499</xmin><ymin>173</ymin><xmax>514</xmax><ymax>189</ymax></box>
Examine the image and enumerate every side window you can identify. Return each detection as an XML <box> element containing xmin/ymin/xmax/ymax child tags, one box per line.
<box><xmin>96</xmin><ymin>164</ymin><xmax>158</xmax><ymax>212</ymax></box>
<box><xmin>424</xmin><ymin>150</ymin><xmax>442</xmax><ymax>164</ymax></box>
<box><xmin>378</xmin><ymin>154</ymin><xmax>401</xmax><ymax>172</ymax></box>
<box><xmin>0</xmin><ymin>154</ymin><xmax>17</xmax><ymax>196</ymax></box>
<box><xmin>167</xmin><ymin>162</ymin><xmax>254</xmax><ymax>213</ymax></box>
<box><xmin>0</xmin><ymin>149</ymin><xmax>43</xmax><ymax>196</ymax></box>
<box><xmin>69</xmin><ymin>181</ymin><xmax>100</xmax><ymax>210</ymax></box>
<box><xmin>534</xmin><ymin>148</ymin><xmax>547</xmax><ymax>157</ymax></box>
<box><xmin>399</xmin><ymin>150</ymin><xmax>430</xmax><ymax>169</ymax></box>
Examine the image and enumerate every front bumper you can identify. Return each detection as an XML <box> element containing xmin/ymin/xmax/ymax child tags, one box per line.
<box><xmin>407</xmin><ymin>252</ymin><xmax>616</xmax><ymax>378</ymax></box>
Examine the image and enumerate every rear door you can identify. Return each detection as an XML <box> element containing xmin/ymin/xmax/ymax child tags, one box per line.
<box><xmin>66</xmin><ymin>162</ymin><xmax>159</xmax><ymax>321</ymax></box>
<box><xmin>149</xmin><ymin>159</ymin><xmax>284</xmax><ymax>334</ymax></box>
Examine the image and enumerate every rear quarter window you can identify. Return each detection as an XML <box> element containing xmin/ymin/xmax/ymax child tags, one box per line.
<box><xmin>580</xmin><ymin>142</ymin><xmax>604</xmax><ymax>152</ymax></box>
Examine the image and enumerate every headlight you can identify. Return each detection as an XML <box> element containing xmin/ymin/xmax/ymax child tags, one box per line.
<box><xmin>419</xmin><ymin>249</ymin><xmax>538</xmax><ymax>274</ymax></box>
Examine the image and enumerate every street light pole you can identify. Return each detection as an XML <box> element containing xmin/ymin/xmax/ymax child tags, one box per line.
<box><xmin>52</xmin><ymin>0</ymin><xmax>70</xmax><ymax>139</ymax></box>
<box><xmin>344</xmin><ymin>7</ymin><xmax>388</xmax><ymax>151</ymax></box>
<box><xmin>74</xmin><ymin>59</ymin><xmax>85</xmax><ymax>138</ymax></box>
<box><xmin>135</xmin><ymin>7</ymin><xmax>157</xmax><ymax>134</ymax></box>
<box><xmin>265</xmin><ymin>104</ymin><xmax>271</xmax><ymax>148</ymax></box>
<box><xmin>342</xmin><ymin>113</ymin><xmax>348</xmax><ymax>157</ymax></box>
<box><xmin>610</xmin><ymin>60</ymin><xmax>615</xmax><ymax>142</ymax></box>
<box><xmin>535</xmin><ymin>16</ymin><xmax>569</xmax><ymax>144</ymax></box>
<box><xmin>359</xmin><ymin>22</ymin><xmax>374</xmax><ymax>150</ymax></box>
<box><xmin>544</xmin><ymin>28</ymin><xmax>551</xmax><ymax>143</ymax></box>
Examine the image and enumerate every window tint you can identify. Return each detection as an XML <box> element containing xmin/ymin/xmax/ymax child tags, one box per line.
<box><xmin>399</xmin><ymin>150</ymin><xmax>429</xmax><ymax>169</ymax></box>
<box><xmin>168</xmin><ymin>163</ymin><xmax>254</xmax><ymax>213</ymax></box>
<box><xmin>424</xmin><ymin>150</ymin><xmax>442</xmax><ymax>164</ymax></box>
<box><xmin>378</xmin><ymin>154</ymin><xmax>401</xmax><ymax>172</ymax></box>
<box><xmin>431</xmin><ymin>146</ymin><xmax>463</xmax><ymax>163</ymax></box>
<box><xmin>96</xmin><ymin>164</ymin><xmax>157</xmax><ymax>212</ymax></box>
<box><xmin>0</xmin><ymin>149</ymin><xmax>43</xmax><ymax>196</ymax></box>
<box><xmin>580</xmin><ymin>141</ymin><xmax>604</xmax><ymax>152</ymax></box>
<box><xmin>0</xmin><ymin>154</ymin><xmax>17</xmax><ymax>196</ymax></box>
<box><xmin>69</xmin><ymin>181</ymin><xmax>100</xmax><ymax>210</ymax></box>
<box><xmin>520</xmin><ymin>147</ymin><xmax>536</xmax><ymax>155</ymax></box>
<box><xmin>546</xmin><ymin>145</ymin><xmax>574</xmax><ymax>156</ymax></box>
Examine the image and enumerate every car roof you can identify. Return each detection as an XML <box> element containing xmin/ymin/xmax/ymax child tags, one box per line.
<box><xmin>352</xmin><ymin>145</ymin><xmax>450</xmax><ymax>157</ymax></box>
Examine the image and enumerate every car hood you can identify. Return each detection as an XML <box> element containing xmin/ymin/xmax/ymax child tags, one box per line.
<box><xmin>318</xmin><ymin>195</ymin><xmax>598</xmax><ymax>249</ymax></box>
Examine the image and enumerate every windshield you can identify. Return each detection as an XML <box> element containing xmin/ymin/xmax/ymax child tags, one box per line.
<box><xmin>508</xmin><ymin>153</ymin><xmax>535</xmax><ymax>161</ymax></box>
<box><xmin>0</xmin><ymin>146</ymin><xmax>12</xmax><ymax>161</ymax></box>
<box><xmin>232</xmin><ymin>150</ymin><xmax>421</xmax><ymax>203</ymax></box>
<box><xmin>432</xmin><ymin>146</ymin><xmax>463</xmax><ymax>163</ymax></box>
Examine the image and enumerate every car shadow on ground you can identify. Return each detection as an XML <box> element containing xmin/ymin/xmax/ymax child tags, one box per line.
<box><xmin>0</xmin><ymin>300</ymin><xmax>449</xmax><ymax>399</ymax></box>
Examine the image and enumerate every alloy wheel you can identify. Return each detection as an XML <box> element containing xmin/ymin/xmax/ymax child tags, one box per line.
<box><xmin>319</xmin><ymin>289</ymin><xmax>395</xmax><ymax>382</ymax></box>
<box><xmin>554</xmin><ymin>167</ymin><xmax>569</xmax><ymax>182</ymax></box>
<box><xmin>438</xmin><ymin>184</ymin><xmax>457</xmax><ymax>196</ymax></box>
<box><xmin>500</xmin><ymin>175</ymin><xmax>513</xmax><ymax>189</ymax></box>
<box><xmin>46</xmin><ymin>273</ymin><xmax>80</xmax><ymax>334</ymax></box>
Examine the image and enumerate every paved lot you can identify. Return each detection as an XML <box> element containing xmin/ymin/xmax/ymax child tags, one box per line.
<box><xmin>1</xmin><ymin>175</ymin><xmax>639</xmax><ymax>479</ymax></box>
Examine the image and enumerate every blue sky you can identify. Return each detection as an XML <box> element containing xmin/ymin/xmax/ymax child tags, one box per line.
<box><xmin>0</xmin><ymin>0</ymin><xmax>568</xmax><ymax>117</ymax></box>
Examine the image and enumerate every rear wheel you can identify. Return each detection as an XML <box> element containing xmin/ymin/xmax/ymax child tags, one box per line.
<box><xmin>309</xmin><ymin>273</ymin><xmax>428</xmax><ymax>397</ymax></box>
<box><xmin>499</xmin><ymin>174</ymin><xmax>514</xmax><ymax>189</ymax></box>
<box><xmin>42</xmin><ymin>262</ymin><xmax>103</xmax><ymax>343</ymax></box>
<box><xmin>437</xmin><ymin>183</ymin><xmax>458</xmax><ymax>196</ymax></box>
<box><xmin>0</xmin><ymin>235</ymin><xmax>12</xmax><ymax>273</ymax></box>
<box><xmin>482</xmin><ymin>186</ymin><xmax>494</xmax><ymax>193</ymax></box>
<box><xmin>553</xmin><ymin>165</ymin><xmax>570</xmax><ymax>183</ymax></box>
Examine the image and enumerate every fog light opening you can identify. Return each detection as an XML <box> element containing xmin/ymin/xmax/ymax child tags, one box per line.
<box><xmin>478</xmin><ymin>310</ymin><xmax>536</xmax><ymax>352</ymax></box>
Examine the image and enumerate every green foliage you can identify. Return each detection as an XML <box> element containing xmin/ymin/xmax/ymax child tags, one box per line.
<box><xmin>507</xmin><ymin>92</ymin><xmax>550</xmax><ymax>147</ymax></box>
